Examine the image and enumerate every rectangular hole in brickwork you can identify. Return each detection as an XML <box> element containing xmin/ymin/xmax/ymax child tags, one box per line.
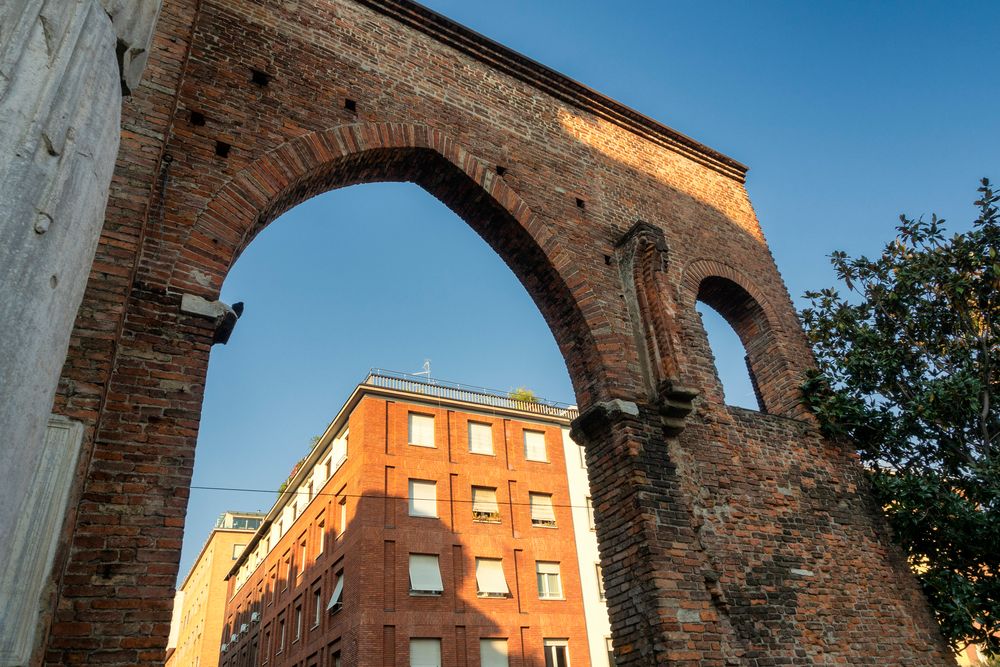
<box><xmin>604</xmin><ymin>255</ymin><xmax>612</xmax><ymax>265</ymax></box>
<box><xmin>344</xmin><ymin>98</ymin><xmax>357</xmax><ymax>112</ymax></box>
<box><xmin>250</xmin><ymin>69</ymin><xmax>271</xmax><ymax>86</ymax></box>
<box><xmin>190</xmin><ymin>110</ymin><xmax>206</xmax><ymax>126</ymax></box>
<box><xmin>495</xmin><ymin>165</ymin><xmax>507</xmax><ymax>176</ymax></box>
<box><xmin>215</xmin><ymin>141</ymin><xmax>231</xmax><ymax>158</ymax></box>
<box><xmin>576</xmin><ymin>198</ymin><xmax>586</xmax><ymax>209</ymax></box>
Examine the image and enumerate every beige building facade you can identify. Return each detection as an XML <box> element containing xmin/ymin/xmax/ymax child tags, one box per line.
<box><xmin>166</xmin><ymin>512</ymin><xmax>264</xmax><ymax>667</ymax></box>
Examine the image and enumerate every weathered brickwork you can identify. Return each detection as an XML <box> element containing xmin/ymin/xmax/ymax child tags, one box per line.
<box><xmin>44</xmin><ymin>0</ymin><xmax>951</xmax><ymax>665</ymax></box>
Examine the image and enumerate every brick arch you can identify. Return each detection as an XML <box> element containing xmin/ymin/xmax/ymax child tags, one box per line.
<box><xmin>173</xmin><ymin>122</ymin><xmax>611</xmax><ymax>405</ymax></box>
<box><xmin>678</xmin><ymin>258</ymin><xmax>798</xmax><ymax>415</ymax></box>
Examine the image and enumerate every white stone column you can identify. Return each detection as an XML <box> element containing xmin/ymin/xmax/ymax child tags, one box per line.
<box><xmin>0</xmin><ymin>1</ymin><xmax>160</xmax><ymax>664</ymax></box>
<box><xmin>0</xmin><ymin>417</ymin><xmax>84</xmax><ymax>665</ymax></box>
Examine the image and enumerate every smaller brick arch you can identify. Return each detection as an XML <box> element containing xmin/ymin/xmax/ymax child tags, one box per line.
<box><xmin>679</xmin><ymin>258</ymin><xmax>798</xmax><ymax>415</ymax></box>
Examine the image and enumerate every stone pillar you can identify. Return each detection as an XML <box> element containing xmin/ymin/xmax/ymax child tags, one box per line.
<box><xmin>572</xmin><ymin>398</ymin><xmax>741</xmax><ymax>666</ymax></box>
<box><xmin>0</xmin><ymin>1</ymin><xmax>160</xmax><ymax>664</ymax></box>
<box><xmin>0</xmin><ymin>417</ymin><xmax>84</xmax><ymax>665</ymax></box>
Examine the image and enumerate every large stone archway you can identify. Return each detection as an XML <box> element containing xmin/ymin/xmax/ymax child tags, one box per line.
<box><xmin>38</xmin><ymin>1</ymin><xmax>951</xmax><ymax>665</ymax></box>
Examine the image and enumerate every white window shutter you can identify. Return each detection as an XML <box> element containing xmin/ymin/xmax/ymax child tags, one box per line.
<box><xmin>524</xmin><ymin>430</ymin><xmax>546</xmax><ymax>461</ymax></box>
<box><xmin>480</xmin><ymin>639</ymin><xmax>509</xmax><ymax>667</ymax></box>
<box><xmin>475</xmin><ymin>558</ymin><xmax>509</xmax><ymax>595</ymax></box>
<box><xmin>471</xmin><ymin>487</ymin><xmax>499</xmax><ymax>514</ymax></box>
<box><xmin>409</xmin><ymin>479</ymin><xmax>437</xmax><ymax>517</ymax></box>
<box><xmin>408</xmin><ymin>554</ymin><xmax>444</xmax><ymax>593</ymax></box>
<box><xmin>408</xmin><ymin>413</ymin><xmax>435</xmax><ymax>447</ymax></box>
<box><xmin>409</xmin><ymin>639</ymin><xmax>441</xmax><ymax>667</ymax></box>
<box><xmin>326</xmin><ymin>575</ymin><xmax>344</xmax><ymax>610</ymax></box>
<box><xmin>468</xmin><ymin>421</ymin><xmax>493</xmax><ymax>454</ymax></box>
<box><xmin>530</xmin><ymin>493</ymin><xmax>556</xmax><ymax>522</ymax></box>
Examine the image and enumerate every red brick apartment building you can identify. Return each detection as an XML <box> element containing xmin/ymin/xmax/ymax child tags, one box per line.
<box><xmin>218</xmin><ymin>371</ymin><xmax>611</xmax><ymax>667</ymax></box>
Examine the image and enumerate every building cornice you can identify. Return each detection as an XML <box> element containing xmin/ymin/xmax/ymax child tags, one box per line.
<box><xmin>353</xmin><ymin>0</ymin><xmax>749</xmax><ymax>183</ymax></box>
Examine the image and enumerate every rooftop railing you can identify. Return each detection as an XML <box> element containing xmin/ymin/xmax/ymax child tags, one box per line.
<box><xmin>363</xmin><ymin>369</ymin><xmax>579</xmax><ymax>420</ymax></box>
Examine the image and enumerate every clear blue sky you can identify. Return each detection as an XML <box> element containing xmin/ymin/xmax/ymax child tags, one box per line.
<box><xmin>176</xmin><ymin>1</ymin><xmax>999</xmax><ymax>581</ymax></box>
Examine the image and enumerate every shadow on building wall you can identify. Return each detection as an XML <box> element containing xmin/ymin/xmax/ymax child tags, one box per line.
<box><xmin>217</xmin><ymin>489</ymin><xmax>593</xmax><ymax>667</ymax></box>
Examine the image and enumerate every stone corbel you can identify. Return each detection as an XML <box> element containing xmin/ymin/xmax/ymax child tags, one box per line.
<box><xmin>656</xmin><ymin>379</ymin><xmax>698</xmax><ymax>437</ymax></box>
<box><xmin>180</xmin><ymin>294</ymin><xmax>244</xmax><ymax>345</ymax></box>
<box><xmin>570</xmin><ymin>398</ymin><xmax>641</xmax><ymax>447</ymax></box>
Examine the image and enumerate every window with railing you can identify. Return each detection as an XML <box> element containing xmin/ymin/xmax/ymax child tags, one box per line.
<box><xmin>472</xmin><ymin>486</ymin><xmax>500</xmax><ymax>523</ymax></box>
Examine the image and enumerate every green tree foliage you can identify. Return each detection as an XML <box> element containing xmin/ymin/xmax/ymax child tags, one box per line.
<box><xmin>509</xmin><ymin>387</ymin><xmax>538</xmax><ymax>403</ymax></box>
<box><xmin>801</xmin><ymin>179</ymin><xmax>999</xmax><ymax>655</ymax></box>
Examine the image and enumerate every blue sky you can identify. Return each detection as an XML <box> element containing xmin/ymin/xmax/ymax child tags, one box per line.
<box><xmin>176</xmin><ymin>1</ymin><xmax>999</xmax><ymax>580</ymax></box>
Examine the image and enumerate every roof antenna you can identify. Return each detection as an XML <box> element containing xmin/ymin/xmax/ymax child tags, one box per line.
<box><xmin>413</xmin><ymin>359</ymin><xmax>432</xmax><ymax>383</ymax></box>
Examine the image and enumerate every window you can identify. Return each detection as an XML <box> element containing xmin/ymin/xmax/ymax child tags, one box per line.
<box><xmin>536</xmin><ymin>561</ymin><xmax>562</xmax><ymax>599</ymax></box>
<box><xmin>695</xmin><ymin>278</ymin><xmax>773</xmax><ymax>412</ymax></box>
<box><xmin>596</xmin><ymin>563</ymin><xmax>606</xmax><ymax>600</ymax></box>
<box><xmin>475</xmin><ymin>558</ymin><xmax>509</xmax><ymax>598</ymax></box>
<box><xmin>293</xmin><ymin>603</ymin><xmax>302</xmax><ymax>642</ymax></box>
<box><xmin>523</xmin><ymin>429</ymin><xmax>547</xmax><ymax>461</ymax></box>
<box><xmin>408</xmin><ymin>554</ymin><xmax>444</xmax><ymax>595</ymax></box>
<box><xmin>307</xmin><ymin>481</ymin><xmax>314</xmax><ymax>501</ymax></box>
<box><xmin>299</xmin><ymin>538</ymin><xmax>308</xmax><ymax>573</ymax></box>
<box><xmin>606</xmin><ymin>637</ymin><xmax>615</xmax><ymax>666</ymax></box>
<box><xmin>263</xmin><ymin>628</ymin><xmax>271</xmax><ymax>663</ymax></box>
<box><xmin>471</xmin><ymin>486</ymin><xmax>500</xmax><ymax>523</ymax></box>
<box><xmin>332</xmin><ymin>651</ymin><xmax>342</xmax><ymax>667</ymax></box>
<box><xmin>468</xmin><ymin>421</ymin><xmax>493</xmax><ymax>455</ymax></box>
<box><xmin>312</xmin><ymin>587</ymin><xmax>322</xmax><ymax>627</ymax></box>
<box><xmin>317</xmin><ymin>520</ymin><xmax>325</xmax><ymax>555</ymax></box>
<box><xmin>543</xmin><ymin>639</ymin><xmax>569</xmax><ymax>667</ymax></box>
<box><xmin>408</xmin><ymin>412</ymin><xmax>435</xmax><ymax>447</ymax></box>
<box><xmin>529</xmin><ymin>493</ymin><xmax>556</xmax><ymax>527</ymax></box>
<box><xmin>331</xmin><ymin>430</ymin><xmax>348</xmax><ymax>471</ymax></box>
<box><xmin>410</xmin><ymin>638</ymin><xmax>441</xmax><ymax>667</ymax></box>
<box><xmin>480</xmin><ymin>639</ymin><xmax>509</xmax><ymax>667</ymax></box>
<box><xmin>269</xmin><ymin>568</ymin><xmax>277</xmax><ymax>603</ymax></box>
<box><xmin>338</xmin><ymin>497</ymin><xmax>347</xmax><ymax>535</ymax></box>
<box><xmin>578</xmin><ymin>443</ymin><xmax>586</xmax><ymax>468</ymax></box>
<box><xmin>283</xmin><ymin>552</ymin><xmax>292</xmax><ymax>589</ymax></box>
<box><xmin>232</xmin><ymin>544</ymin><xmax>245</xmax><ymax>560</ymax></box>
<box><xmin>232</xmin><ymin>516</ymin><xmax>261</xmax><ymax>530</ymax></box>
<box><xmin>276</xmin><ymin>617</ymin><xmax>286</xmax><ymax>654</ymax></box>
<box><xmin>586</xmin><ymin>497</ymin><xmax>595</xmax><ymax>530</ymax></box>
<box><xmin>408</xmin><ymin>479</ymin><xmax>437</xmax><ymax>518</ymax></box>
<box><xmin>326</xmin><ymin>571</ymin><xmax>344</xmax><ymax>613</ymax></box>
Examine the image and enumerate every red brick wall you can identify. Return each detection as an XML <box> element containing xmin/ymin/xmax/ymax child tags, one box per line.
<box><xmin>45</xmin><ymin>0</ymin><xmax>951</xmax><ymax>665</ymax></box>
